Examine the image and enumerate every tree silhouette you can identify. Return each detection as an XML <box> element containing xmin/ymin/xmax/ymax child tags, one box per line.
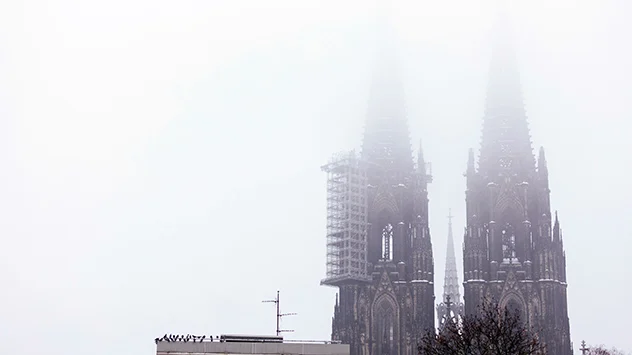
<box><xmin>418</xmin><ymin>300</ymin><xmax>544</xmax><ymax>355</ymax></box>
<box><xmin>583</xmin><ymin>344</ymin><xmax>629</xmax><ymax>355</ymax></box>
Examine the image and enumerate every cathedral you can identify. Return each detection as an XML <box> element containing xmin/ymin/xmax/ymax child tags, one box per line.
<box><xmin>321</xmin><ymin>3</ymin><xmax>572</xmax><ymax>355</ymax></box>
<box><xmin>320</xmin><ymin>7</ymin><xmax>435</xmax><ymax>355</ymax></box>
<box><xmin>462</xmin><ymin>8</ymin><xmax>573</xmax><ymax>355</ymax></box>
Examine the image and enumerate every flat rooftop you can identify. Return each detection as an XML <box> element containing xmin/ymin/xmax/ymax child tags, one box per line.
<box><xmin>155</xmin><ymin>335</ymin><xmax>349</xmax><ymax>355</ymax></box>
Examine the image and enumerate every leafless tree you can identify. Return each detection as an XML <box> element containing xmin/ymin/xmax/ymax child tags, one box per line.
<box><xmin>418</xmin><ymin>300</ymin><xmax>544</xmax><ymax>355</ymax></box>
<box><xmin>584</xmin><ymin>345</ymin><xmax>629</xmax><ymax>355</ymax></box>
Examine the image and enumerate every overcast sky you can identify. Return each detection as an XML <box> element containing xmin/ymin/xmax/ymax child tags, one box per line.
<box><xmin>0</xmin><ymin>0</ymin><xmax>630</xmax><ymax>354</ymax></box>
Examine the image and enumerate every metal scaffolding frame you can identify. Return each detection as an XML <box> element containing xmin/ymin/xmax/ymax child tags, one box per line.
<box><xmin>320</xmin><ymin>150</ymin><xmax>370</xmax><ymax>286</ymax></box>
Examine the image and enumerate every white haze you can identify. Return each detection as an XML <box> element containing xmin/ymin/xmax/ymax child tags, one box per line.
<box><xmin>0</xmin><ymin>0</ymin><xmax>630</xmax><ymax>354</ymax></box>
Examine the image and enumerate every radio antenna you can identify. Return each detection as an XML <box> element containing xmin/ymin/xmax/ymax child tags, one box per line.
<box><xmin>262</xmin><ymin>290</ymin><xmax>297</xmax><ymax>336</ymax></box>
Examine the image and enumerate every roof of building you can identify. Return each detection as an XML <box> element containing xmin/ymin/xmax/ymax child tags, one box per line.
<box><xmin>155</xmin><ymin>335</ymin><xmax>349</xmax><ymax>355</ymax></box>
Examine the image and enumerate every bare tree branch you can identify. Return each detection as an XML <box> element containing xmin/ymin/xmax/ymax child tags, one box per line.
<box><xmin>418</xmin><ymin>301</ymin><xmax>544</xmax><ymax>355</ymax></box>
<box><xmin>586</xmin><ymin>345</ymin><xmax>630</xmax><ymax>355</ymax></box>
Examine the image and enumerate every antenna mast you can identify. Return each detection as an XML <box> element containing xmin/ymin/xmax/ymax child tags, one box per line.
<box><xmin>262</xmin><ymin>290</ymin><xmax>296</xmax><ymax>336</ymax></box>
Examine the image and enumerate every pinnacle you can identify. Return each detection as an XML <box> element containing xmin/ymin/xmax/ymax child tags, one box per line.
<box><xmin>443</xmin><ymin>209</ymin><xmax>461</xmax><ymax>304</ymax></box>
<box><xmin>538</xmin><ymin>147</ymin><xmax>548</xmax><ymax>174</ymax></box>
<box><xmin>467</xmin><ymin>148</ymin><xmax>476</xmax><ymax>175</ymax></box>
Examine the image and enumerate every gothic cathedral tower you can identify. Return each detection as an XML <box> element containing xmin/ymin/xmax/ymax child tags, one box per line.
<box><xmin>462</xmin><ymin>5</ymin><xmax>572</xmax><ymax>355</ymax></box>
<box><xmin>321</xmin><ymin>3</ymin><xmax>435</xmax><ymax>355</ymax></box>
<box><xmin>436</xmin><ymin>210</ymin><xmax>464</xmax><ymax>327</ymax></box>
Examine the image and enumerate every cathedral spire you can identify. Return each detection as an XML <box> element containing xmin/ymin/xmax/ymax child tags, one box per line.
<box><xmin>443</xmin><ymin>209</ymin><xmax>461</xmax><ymax>303</ymax></box>
<box><xmin>361</xmin><ymin>1</ymin><xmax>413</xmax><ymax>176</ymax></box>
<box><xmin>553</xmin><ymin>211</ymin><xmax>561</xmax><ymax>241</ymax></box>
<box><xmin>461</xmin><ymin>4</ymin><xmax>573</xmax><ymax>353</ymax></box>
<box><xmin>437</xmin><ymin>209</ymin><xmax>463</xmax><ymax>326</ymax></box>
<box><xmin>323</xmin><ymin>2</ymin><xmax>435</xmax><ymax>352</ymax></box>
<box><xmin>478</xmin><ymin>3</ymin><xmax>534</xmax><ymax>178</ymax></box>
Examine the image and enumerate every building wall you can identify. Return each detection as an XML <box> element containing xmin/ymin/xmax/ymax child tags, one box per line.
<box><xmin>156</xmin><ymin>342</ymin><xmax>350</xmax><ymax>355</ymax></box>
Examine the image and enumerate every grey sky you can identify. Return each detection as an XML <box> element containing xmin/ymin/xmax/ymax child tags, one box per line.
<box><xmin>0</xmin><ymin>0</ymin><xmax>630</xmax><ymax>354</ymax></box>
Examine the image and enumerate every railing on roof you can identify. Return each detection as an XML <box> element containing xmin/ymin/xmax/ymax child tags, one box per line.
<box><xmin>155</xmin><ymin>334</ymin><xmax>342</xmax><ymax>345</ymax></box>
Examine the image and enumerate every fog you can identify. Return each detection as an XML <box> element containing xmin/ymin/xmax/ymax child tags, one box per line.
<box><xmin>0</xmin><ymin>0</ymin><xmax>630</xmax><ymax>354</ymax></box>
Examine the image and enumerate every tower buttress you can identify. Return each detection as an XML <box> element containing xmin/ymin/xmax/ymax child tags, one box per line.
<box><xmin>322</xmin><ymin>2</ymin><xmax>435</xmax><ymax>354</ymax></box>
<box><xmin>462</xmin><ymin>4</ymin><xmax>572</xmax><ymax>354</ymax></box>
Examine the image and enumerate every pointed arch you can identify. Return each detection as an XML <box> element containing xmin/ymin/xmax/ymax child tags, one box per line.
<box><xmin>372</xmin><ymin>291</ymin><xmax>399</xmax><ymax>320</ymax></box>
<box><xmin>529</xmin><ymin>296</ymin><xmax>541</xmax><ymax>328</ymax></box>
<box><xmin>370</xmin><ymin>189</ymin><xmax>400</xmax><ymax>220</ymax></box>
<box><xmin>495</xmin><ymin>191</ymin><xmax>523</xmax><ymax>218</ymax></box>
<box><xmin>371</xmin><ymin>292</ymin><xmax>400</xmax><ymax>355</ymax></box>
<box><xmin>499</xmin><ymin>290</ymin><xmax>527</xmax><ymax>322</ymax></box>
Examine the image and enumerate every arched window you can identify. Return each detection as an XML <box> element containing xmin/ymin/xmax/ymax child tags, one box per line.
<box><xmin>501</xmin><ymin>224</ymin><xmax>517</xmax><ymax>263</ymax></box>
<box><xmin>376</xmin><ymin>299</ymin><xmax>395</xmax><ymax>355</ymax></box>
<box><xmin>505</xmin><ymin>298</ymin><xmax>525</xmax><ymax>324</ymax></box>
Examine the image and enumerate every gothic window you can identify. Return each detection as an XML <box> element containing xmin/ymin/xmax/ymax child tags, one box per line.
<box><xmin>506</xmin><ymin>298</ymin><xmax>524</xmax><ymax>323</ymax></box>
<box><xmin>382</xmin><ymin>223</ymin><xmax>394</xmax><ymax>260</ymax></box>
<box><xmin>502</xmin><ymin>227</ymin><xmax>517</xmax><ymax>262</ymax></box>
<box><xmin>377</xmin><ymin>300</ymin><xmax>395</xmax><ymax>355</ymax></box>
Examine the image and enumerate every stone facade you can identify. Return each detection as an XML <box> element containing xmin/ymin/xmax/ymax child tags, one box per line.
<box><xmin>327</xmin><ymin>10</ymin><xmax>435</xmax><ymax>355</ymax></box>
<box><xmin>330</xmin><ymin>160</ymin><xmax>436</xmax><ymax>355</ymax></box>
<box><xmin>462</xmin><ymin>9</ymin><xmax>572</xmax><ymax>355</ymax></box>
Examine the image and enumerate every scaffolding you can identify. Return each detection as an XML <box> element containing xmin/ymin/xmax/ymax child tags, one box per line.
<box><xmin>320</xmin><ymin>150</ymin><xmax>370</xmax><ymax>286</ymax></box>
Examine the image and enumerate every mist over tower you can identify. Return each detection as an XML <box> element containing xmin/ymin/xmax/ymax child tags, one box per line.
<box><xmin>321</xmin><ymin>1</ymin><xmax>435</xmax><ymax>354</ymax></box>
<box><xmin>462</xmin><ymin>4</ymin><xmax>572</xmax><ymax>354</ymax></box>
